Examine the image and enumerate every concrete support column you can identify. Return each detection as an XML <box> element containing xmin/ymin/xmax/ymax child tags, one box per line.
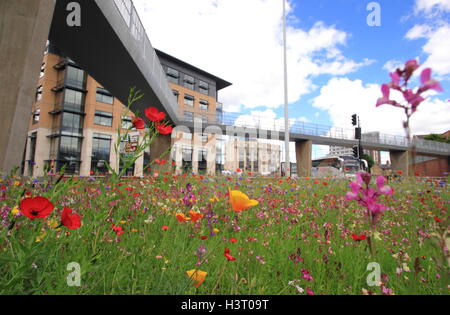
<box><xmin>33</xmin><ymin>128</ymin><xmax>52</xmax><ymax>177</ymax></box>
<box><xmin>0</xmin><ymin>0</ymin><xmax>56</xmax><ymax>174</ymax></box>
<box><xmin>295</xmin><ymin>140</ymin><xmax>312</xmax><ymax>177</ymax></box>
<box><xmin>175</xmin><ymin>143</ymin><xmax>183</xmax><ymax>175</ymax></box>
<box><xmin>206</xmin><ymin>141</ymin><xmax>216</xmax><ymax>176</ymax></box>
<box><xmin>109</xmin><ymin>134</ymin><xmax>120</xmax><ymax>174</ymax></box>
<box><xmin>80</xmin><ymin>129</ymin><xmax>93</xmax><ymax>177</ymax></box>
<box><xmin>150</xmin><ymin>134</ymin><xmax>172</xmax><ymax>172</ymax></box>
<box><xmin>390</xmin><ymin>150</ymin><xmax>411</xmax><ymax>175</ymax></box>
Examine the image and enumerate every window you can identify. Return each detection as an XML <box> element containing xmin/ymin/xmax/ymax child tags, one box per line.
<box><xmin>200</xmin><ymin>99</ymin><xmax>209</xmax><ymax>111</ymax></box>
<box><xmin>61</xmin><ymin>112</ymin><xmax>83</xmax><ymax>136</ymax></box>
<box><xmin>183</xmin><ymin>133</ymin><xmax>193</xmax><ymax>140</ymax></box>
<box><xmin>94</xmin><ymin>111</ymin><xmax>113</xmax><ymax>127</ymax></box>
<box><xmin>32</xmin><ymin>109</ymin><xmax>40</xmax><ymax>124</ymax></box>
<box><xmin>40</xmin><ymin>63</ymin><xmax>45</xmax><ymax>78</ymax></box>
<box><xmin>184</xmin><ymin>111</ymin><xmax>194</xmax><ymax>122</ymax></box>
<box><xmin>63</xmin><ymin>88</ymin><xmax>84</xmax><ymax>112</ymax></box>
<box><xmin>91</xmin><ymin>133</ymin><xmax>112</xmax><ymax>174</ymax></box>
<box><xmin>167</xmin><ymin>67</ymin><xmax>179</xmax><ymax>84</ymax></box>
<box><xmin>173</xmin><ymin>90</ymin><xmax>179</xmax><ymax>102</ymax></box>
<box><xmin>184</xmin><ymin>95</ymin><xmax>194</xmax><ymax>107</ymax></box>
<box><xmin>59</xmin><ymin>136</ymin><xmax>82</xmax><ymax>161</ymax></box>
<box><xmin>199</xmin><ymin>80</ymin><xmax>209</xmax><ymax>95</ymax></box>
<box><xmin>200</xmin><ymin>133</ymin><xmax>208</xmax><ymax>143</ymax></box>
<box><xmin>184</xmin><ymin>74</ymin><xmax>195</xmax><ymax>90</ymax></box>
<box><xmin>36</xmin><ymin>86</ymin><xmax>43</xmax><ymax>102</ymax></box>
<box><xmin>96</xmin><ymin>88</ymin><xmax>114</xmax><ymax>105</ymax></box>
<box><xmin>121</xmin><ymin>116</ymin><xmax>134</xmax><ymax>130</ymax></box>
<box><xmin>65</xmin><ymin>66</ymin><xmax>85</xmax><ymax>89</ymax></box>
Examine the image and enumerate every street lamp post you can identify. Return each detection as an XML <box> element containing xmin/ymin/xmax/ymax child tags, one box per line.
<box><xmin>283</xmin><ymin>0</ymin><xmax>290</xmax><ymax>177</ymax></box>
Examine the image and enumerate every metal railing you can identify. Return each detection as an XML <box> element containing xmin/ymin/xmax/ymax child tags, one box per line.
<box><xmin>174</xmin><ymin>110</ymin><xmax>450</xmax><ymax>154</ymax></box>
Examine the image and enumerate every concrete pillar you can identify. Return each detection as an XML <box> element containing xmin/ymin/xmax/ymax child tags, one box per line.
<box><xmin>80</xmin><ymin>129</ymin><xmax>93</xmax><ymax>177</ymax></box>
<box><xmin>295</xmin><ymin>140</ymin><xmax>312</xmax><ymax>177</ymax></box>
<box><xmin>150</xmin><ymin>134</ymin><xmax>172</xmax><ymax>172</ymax></box>
<box><xmin>33</xmin><ymin>128</ymin><xmax>52</xmax><ymax>177</ymax></box>
<box><xmin>390</xmin><ymin>150</ymin><xmax>411</xmax><ymax>175</ymax></box>
<box><xmin>0</xmin><ymin>0</ymin><xmax>56</xmax><ymax>174</ymax></box>
<box><xmin>109</xmin><ymin>133</ymin><xmax>120</xmax><ymax>174</ymax></box>
<box><xmin>206</xmin><ymin>141</ymin><xmax>216</xmax><ymax>176</ymax></box>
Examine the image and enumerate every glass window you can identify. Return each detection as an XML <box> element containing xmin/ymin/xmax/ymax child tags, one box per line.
<box><xmin>199</xmin><ymin>80</ymin><xmax>209</xmax><ymax>95</ymax></box>
<box><xmin>36</xmin><ymin>86</ymin><xmax>43</xmax><ymax>102</ymax></box>
<box><xmin>63</xmin><ymin>88</ymin><xmax>84</xmax><ymax>112</ymax></box>
<box><xmin>94</xmin><ymin>111</ymin><xmax>113</xmax><ymax>127</ymax></box>
<box><xmin>167</xmin><ymin>67</ymin><xmax>179</xmax><ymax>84</ymax></box>
<box><xmin>121</xmin><ymin>116</ymin><xmax>134</xmax><ymax>130</ymax></box>
<box><xmin>184</xmin><ymin>111</ymin><xmax>194</xmax><ymax>122</ymax></box>
<box><xmin>184</xmin><ymin>74</ymin><xmax>195</xmax><ymax>90</ymax></box>
<box><xmin>40</xmin><ymin>63</ymin><xmax>45</xmax><ymax>78</ymax></box>
<box><xmin>91</xmin><ymin>133</ymin><xmax>112</xmax><ymax>174</ymax></box>
<box><xmin>32</xmin><ymin>109</ymin><xmax>40</xmax><ymax>124</ymax></box>
<box><xmin>65</xmin><ymin>66</ymin><xmax>85</xmax><ymax>89</ymax></box>
<box><xmin>59</xmin><ymin>136</ymin><xmax>82</xmax><ymax>169</ymax></box>
<box><xmin>173</xmin><ymin>90</ymin><xmax>179</xmax><ymax>102</ymax></box>
<box><xmin>200</xmin><ymin>100</ymin><xmax>209</xmax><ymax>111</ymax></box>
<box><xmin>61</xmin><ymin>112</ymin><xmax>83</xmax><ymax>136</ymax></box>
<box><xmin>184</xmin><ymin>95</ymin><xmax>194</xmax><ymax>107</ymax></box>
<box><xmin>96</xmin><ymin>88</ymin><xmax>114</xmax><ymax>104</ymax></box>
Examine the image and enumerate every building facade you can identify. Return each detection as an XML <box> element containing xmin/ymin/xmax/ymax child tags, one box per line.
<box><xmin>24</xmin><ymin>44</ymin><xmax>147</xmax><ymax>177</ymax></box>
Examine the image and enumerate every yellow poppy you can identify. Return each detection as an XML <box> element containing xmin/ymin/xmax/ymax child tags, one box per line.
<box><xmin>228</xmin><ymin>188</ymin><xmax>259</xmax><ymax>212</ymax></box>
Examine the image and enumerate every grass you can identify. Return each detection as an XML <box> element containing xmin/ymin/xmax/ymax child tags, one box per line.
<box><xmin>0</xmin><ymin>172</ymin><xmax>448</xmax><ymax>295</ymax></box>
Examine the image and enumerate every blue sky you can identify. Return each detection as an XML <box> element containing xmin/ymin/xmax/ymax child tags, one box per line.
<box><xmin>135</xmin><ymin>0</ymin><xmax>450</xmax><ymax>158</ymax></box>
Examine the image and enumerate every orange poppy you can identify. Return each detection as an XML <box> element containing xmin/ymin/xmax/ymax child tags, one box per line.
<box><xmin>188</xmin><ymin>210</ymin><xmax>204</xmax><ymax>223</ymax></box>
<box><xmin>228</xmin><ymin>188</ymin><xmax>259</xmax><ymax>212</ymax></box>
<box><xmin>186</xmin><ymin>269</ymin><xmax>207</xmax><ymax>287</ymax></box>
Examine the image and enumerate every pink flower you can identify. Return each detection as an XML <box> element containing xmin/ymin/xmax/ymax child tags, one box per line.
<box><xmin>306</xmin><ymin>288</ymin><xmax>315</xmax><ymax>295</ymax></box>
<box><xmin>420</xmin><ymin>68</ymin><xmax>443</xmax><ymax>93</ymax></box>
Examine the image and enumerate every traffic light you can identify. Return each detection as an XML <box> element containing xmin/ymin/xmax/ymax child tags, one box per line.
<box><xmin>351</xmin><ymin>114</ymin><xmax>357</xmax><ymax>126</ymax></box>
<box><xmin>353</xmin><ymin>146</ymin><xmax>359</xmax><ymax>158</ymax></box>
<box><xmin>355</xmin><ymin>127</ymin><xmax>362</xmax><ymax>140</ymax></box>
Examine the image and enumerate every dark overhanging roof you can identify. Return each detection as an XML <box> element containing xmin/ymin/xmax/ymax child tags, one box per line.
<box><xmin>155</xmin><ymin>49</ymin><xmax>232</xmax><ymax>91</ymax></box>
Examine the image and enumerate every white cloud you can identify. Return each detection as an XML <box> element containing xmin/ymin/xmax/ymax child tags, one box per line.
<box><xmin>414</xmin><ymin>0</ymin><xmax>450</xmax><ymax>15</ymax></box>
<box><xmin>405</xmin><ymin>24</ymin><xmax>432</xmax><ymax>39</ymax></box>
<box><xmin>134</xmin><ymin>0</ymin><xmax>372</xmax><ymax>112</ymax></box>
<box><xmin>383</xmin><ymin>59</ymin><xmax>403</xmax><ymax>72</ymax></box>
<box><xmin>312</xmin><ymin>77</ymin><xmax>450</xmax><ymax>136</ymax></box>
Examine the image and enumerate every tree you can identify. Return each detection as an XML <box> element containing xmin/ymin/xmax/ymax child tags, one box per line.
<box><xmin>361</xmin><ymin>154</ymin><xmax>375</xmax><ymax>172</ymax></box>
<box><xmin>423</xmin><ymin>134</ymin><xmax>450</xmax><ymax>144</ymax></box>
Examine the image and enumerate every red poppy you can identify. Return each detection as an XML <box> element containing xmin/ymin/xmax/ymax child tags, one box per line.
<box><xmin>155</xmin><ymin>159</ymin><xmax>166</xmax><ymax>165</ymax></box>
<box><xmin>20</xmin><ymin>196</ymin><xmax>54</xmax><ymax>219</ymax></box>
<box><xmin>90</xmin><ymin>170</ymin><xmax>95</xmax><ymax>176</ymax></box>
<box><xmin>236</xmin><ymin>168</ymin><xmax>242</xmax><ymax>173</ymax></box>
<box><xmin>1</xmin><ymin>185</ymin><xmax>6</xmax><ymax>191</ymax></box>
<box><xmin>132</xmin><ymin>117</ymin><xmax>146</xmax><ymax>130</ymax></box>
<box><xmin>351</xmin><ymin>234</ymin><xmax>367</xmax><ymax>241</ymax></box>
<box><xmin>156</xmin><ymin>124</ymin><xmax>173</xmax><ymax>135</ymax></box>
<box><xmin>61</xmin><ymin>207</ymin><xmax>81</xmax><ymax>230</ymax></box>
<box><xmin>162</xmin><ymin>225</ymin><xmax>169</xmax><ymax>231</ymax></box>
<box><xmin>396</xmin><ymin>170</ymin><xmax>403</xmax><ymax>175</ymax></box>
<box><xmin>112</xmin><ymin>224</ymin><xmax>124</xmax><ymax>236</ymax></box>
<box><xmin>200</xmin><ymin>236</ymin><xmax>208</xmax><ymax>240</ymax></box>
<box><xmin>229</xmin><ymin>238</ymin><xmax>237</xmax><ymax>243</ymax></box>
<box><xmin>434</xmin><ymin>216</ymin><xmax>441</xmax><ymax>222</ymax></box>
<box><xmin>145</xmin><ymin>107</ymin><xmax>166</xmax><ymax>123</ymax></box>
<box><xmin>224</xmin><ymin>248</ymin><xmax>236</xmax><ymax>261</ymax></box>
<box><xmin>322</xmin><ymin>182</ymin><xmax>328</xmax><ymax>186</ymax></box>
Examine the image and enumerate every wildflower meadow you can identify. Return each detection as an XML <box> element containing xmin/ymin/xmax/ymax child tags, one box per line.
<box><xmin>0</xmin><ymin>60</ymin><xmax>448</xmax><ymax>296</ymax></box>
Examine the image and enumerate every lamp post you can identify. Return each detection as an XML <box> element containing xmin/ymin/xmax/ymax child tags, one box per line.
<box><xmin>283</xmin><ymin>0</ymin><xmax>290</xmax><ymax>177</ymax></box>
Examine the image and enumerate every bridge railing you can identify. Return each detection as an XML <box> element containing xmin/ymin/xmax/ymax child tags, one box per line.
<box><xmin>112</xmin><ymin>0</ymin><xmax>179</xmax><ymax>113</ymax></box>
<box><xmin>174</xmin><ymin>110</ymin><xmax>450</xmax><ymax>154</ymax></box>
